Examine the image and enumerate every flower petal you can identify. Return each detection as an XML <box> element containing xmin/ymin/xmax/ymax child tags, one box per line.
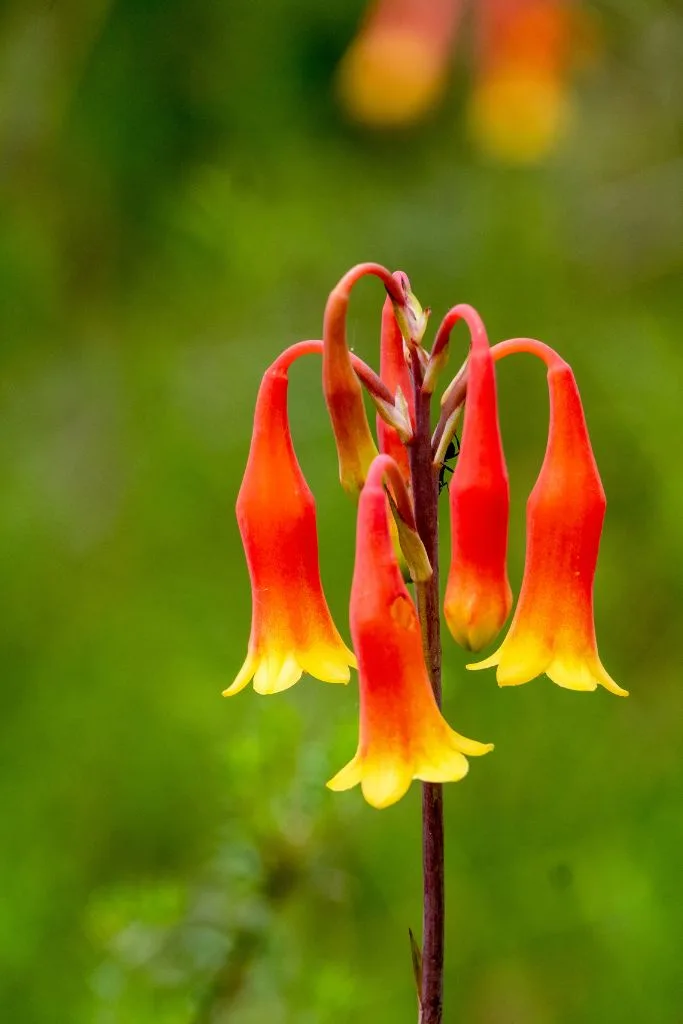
<box><xmin>253</xmin><ymin>652</ymin><xmax>302</xmax><ymax>695</ymax></box>
<box><xmin>547</xmin><ymin>655</ymin><xmax>628</xmax><ymax>696</ymax></box>
<box><xmin>415</xmin><ymin>747</ymin><xmax>470</xmax><ymax>784</ymax></box>
<box><xmin>299</xmin><ymin>646</ymin><xmax>356</xmax><ymax>684</ymax></box>
<box><xmin>360</xmin><ymin>760</ymin><xmax>413</xmax><ymax>810</ymax></box>
<box><xmin>448</xmin><ymin>729</ymin><xmax>495</xmax><ymax>758</ymax></box>
<box><xmin>223</xmin><ymin>652</ymin><xmax>257</xmax><ymax>697</ymax></box>
<box><xmin>326</xmin><ymin>756</ymin><xmax>364</xmax><ymax>793</ymax></box>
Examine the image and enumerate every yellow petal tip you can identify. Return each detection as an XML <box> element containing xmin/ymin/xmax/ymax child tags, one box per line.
<box><xmin>326</xmin><ymin>757</ymin><xmax>363</xmax><ymax>793</ymax></box>
<box><xmin>497</xmin><ymin>675</ymin><xmax>529</xmax><ymax>688</ymax></box>
<box><xmin>466</xmin><ymin>658</ymin><xmax>495</xmax><ymax>672</ymax></box>
<box><xmin>222</xmin><ymin>655</ymin><xmax>255</xmax><ymax>697</ymax></box>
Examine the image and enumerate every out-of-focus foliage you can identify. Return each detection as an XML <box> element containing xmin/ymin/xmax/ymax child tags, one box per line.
<box><xmin>1</xmin><ymin>1</ymin><xmax>682</xmax><ymax>1022</ymax></box>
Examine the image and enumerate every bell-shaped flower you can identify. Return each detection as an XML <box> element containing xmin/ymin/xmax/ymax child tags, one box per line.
<box><xmin>225</xmin><ymin>350</ymin><xmax>356</xmax><ymax>697</ymax></box>
<box><xmin>336</xmin><ymin>0</ymin><xmax>464</xmax><ymax>127</ymax></box>
<box><xmin>470</xmin><ymin>359</ymin><xmax>627</xmax><ymax>695</ymax></box>
<box><xmin>444</xmin><ymin>328</ymin><xmax>512</xmax><ymax>651</ymax></box>
<box><xmin>469</xmin><ymin>0</ymin><xmax>572</xmax><ymax>164</ymax></box>
<box><xmin>328</xmin><ymin>456</ymin><xmax>493</xmax><ymax>808</ymax></box>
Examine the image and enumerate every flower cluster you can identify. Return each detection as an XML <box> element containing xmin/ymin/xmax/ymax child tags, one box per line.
<box><xmin>337</xmin><ymin>0</ymin><xmax>584</xmax><ymax>164</ymax></box>
<box><xmin>226</xmin><ymin>264</ymin><xmax>626</xmax><ymax>809</ymax></box>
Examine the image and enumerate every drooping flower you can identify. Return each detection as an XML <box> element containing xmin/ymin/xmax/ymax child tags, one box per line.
<box><xmin>442</xmin><ymin>307</ymin><xmax>512</xmax><ymax>651</ymax></box>
<box><xmin>469</xmin><ymin>0</ymin><xmax>573</xmax><ymax>164</ymax></box>
<box><xmin>224</xmin><ymin>345</ymin><xmax>356</xmax><ymax>697</ymax></box>
<box><xmin>470</xmin><ymin>348</ymin><xmax>627</xmax><ymax>695</ymax></box>
<box><xmin>336</xmin><ymin>0</ymin><xmax>463</xmax><ymax>127</ymax></box>
<box><xmin>328</xmin><ymin>455</ymin><xmax>493</xmax><ymax>808</ymax></box>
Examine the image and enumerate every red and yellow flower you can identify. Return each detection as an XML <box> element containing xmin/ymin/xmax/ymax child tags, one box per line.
<box><xmin>227</xmin><ymin>265</ymin><xmax>626</xmax><ymax>812</ymax></box>
<box><xmin>441</xmin><ymin>306</ymin><xmax>512</xmax><ymax>651</ymax></box>
<box><xmin>224</xmin><ymin>346</ymin><xmax>356</xmax><ymax>697</ymax></box>
<box><xmin>327</xmin><ymin>455</ymin><xmax>493</xmax><ymax>808</ymax></box>
<box><xmin>469</xmin><ymin>0</ymin><xmax>573</xmax><ymax>163</ymax></box>
<box><xmin>470</xmin><ymin>344</ymin><xmax>627</xmax><ymax>696</ymax></box>
<box><xmin>336</xmin><ymin>0</ymin><xmax>464</xmax><ymax>127</ymax></box>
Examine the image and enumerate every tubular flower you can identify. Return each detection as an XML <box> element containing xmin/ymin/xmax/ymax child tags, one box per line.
<box><xmin>377</xmin><ymin>295</ymin><xmax>414</xmax><ymax>483</ymax></box>
<box><xmin>224</xmin><ymin>347</ymin><xmax>356</xmax><ymax>697</ymax></box>
<box><xmin>469</xmin><ymin>0</ymin><xmax>573</xmax><ymax>164</ymax></box>
<box><xmin>470</xmin><ymin>350</ymin><xmax>627</xmax><ymax>695</ymax></box>
<box><xmin>337</xmin><ymin>0</ymin><xmax>464</xmax><ymax>127</ymax></box>
<box><xmin>442</xmin><ymin>308</ymin><xmax>512</xmax><ymax>651</ymax></box>
<box><xmin>328</xmin><ymin>456</ymin><xmax>493</xmax><ymax>809</ymax></box>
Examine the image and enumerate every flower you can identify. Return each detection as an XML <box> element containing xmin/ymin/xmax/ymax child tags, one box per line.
<box><xmin>469</xmin><ymin>358</ymin><xmax>627</xmax><ymax>695</ymax></box>
<box><xmin>224</xmin><ymin>350</ymin><xmax>356</xmax><ymax>697</ymax></box>
<box><xmin>444</xmin><ymin>319</ymin><xmax>512</xmax><ymax>651</ymax></box>
<box><xmin>328</xmin><ymin>456</ymin><xmax>493</xmax><ymax>808</ymax></box>
<box><xmin>336</xmin><ymin>0</ymin><xmax>463</xmax><ymax>127</ymax></box>
<box><xmin>469</xmin><ymin>0</ymin><xmax>573</xmax><ymax>164</ymax></box>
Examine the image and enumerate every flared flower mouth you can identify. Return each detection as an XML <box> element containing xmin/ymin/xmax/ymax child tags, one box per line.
<box><xmin>225</xmin><ymin>641</ymin><xmax>356</xmax><ymax>698</ymax></box>
<box><xmin>470</xmin><ymin>638</ymin><xmax>627</xmax><ymax>697</ymax></box>
<box><xmin>327</xmin><ymin>721</ymin><xmax>492</xmax><ymax>809</ymax></box>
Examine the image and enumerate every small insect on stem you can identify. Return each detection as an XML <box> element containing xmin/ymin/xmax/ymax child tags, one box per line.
<box><xmin>438</xmin><ymin>434</ymin><xmax>460</xmax><ymax>495</ymax></box>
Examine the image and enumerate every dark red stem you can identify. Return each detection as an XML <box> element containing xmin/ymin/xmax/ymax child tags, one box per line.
<box><xmin>408</xmin><ymin>349</ymin><xmax>444</xmax><ymax>1024</ymax></box>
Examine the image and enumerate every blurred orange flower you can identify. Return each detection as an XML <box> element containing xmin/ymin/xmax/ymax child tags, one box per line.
<box><xmin>469</xmin><ymin>0</ymin><xmax>574</xmax><ymax>163</ymax></box>
<box><xmin>337</xmin><ymin>0</ymin><xmax>463</xmax><ymax>126</ymax></box>
<box><xmin>338</xmin><ymin>0</ymin><xmax>582</xmax><ymax>163</ymax></box>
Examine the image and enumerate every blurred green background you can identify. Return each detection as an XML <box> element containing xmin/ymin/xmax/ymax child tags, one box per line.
<box><xmin>1</xmin><ymin>1</ymin><xmax>682</xmax><ymax>1021</ymax></box>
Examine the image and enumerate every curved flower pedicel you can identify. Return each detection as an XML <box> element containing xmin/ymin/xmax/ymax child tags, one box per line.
<box><xmin>469</xmin><ymin>338</ymin><xmax>627</xmax><ymax>696</ymax></box>
<box><xmin>224</xmin><ymin>342</ymin><xmax>356</xmax><ymax>697</ymax></box>
<box><xmin>327</xmin><ymin>455</ymin><xmax>493</xmax><ymax>809</ymax></box>
<box><xmin>435</xmin><ymin>306</ymin><xmax>512</xmax><ymax>651</ymax></box>
<box><xmin>377</xmin><ymin>294</ymin><xmax>414</xmax><ymax>482</ymax></box>
<box><xmin>322</xmin><ymin>263</ymin><xmax>408</xmax><ymax>494</ymax></box>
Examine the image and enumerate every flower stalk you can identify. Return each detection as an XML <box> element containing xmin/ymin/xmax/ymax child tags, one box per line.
<box><xmin>228</xmin><ymin>267</ymin><xmax>626</xmax><ymax>1024</ymax></box>
<box><xmin>408</xmin><ymin>347</ymin><xmax>445</xmax><ymax>1024</ymax></box>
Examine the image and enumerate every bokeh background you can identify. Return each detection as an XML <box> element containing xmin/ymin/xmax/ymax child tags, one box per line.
<box><xmin>1</xmin><ymin>1</ymin><xmax>682</xmax><ymax>1021</ymax></box>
